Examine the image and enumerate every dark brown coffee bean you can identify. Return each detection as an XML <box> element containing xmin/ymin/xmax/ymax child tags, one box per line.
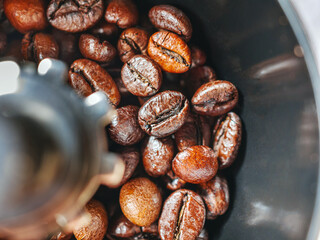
<box><xmin>142</xmin><ymin>136</ymin><xmax>174</xmax><ymax>177</ymax></box>
<box><xmin>138</xmin><ymin>91</ymin><xmax>190</xmax><ymax>138</ymax></box>
<box><xmin>21</xmin><ymin>32</ymin><xmax>59</xmax><ymax>63</ymax></box>
<box><xmin>109</xmin><ymin>212</ymin><xmax>141</xmax><ymax>238</ymax></box>
<box><xmin>158</xmin><ymin>189</ymin><xmax>205</xmax><ymax>240</ymax></box>
<box><xmin>213</xmin><ymin>112</ymin><xmax>242</xmax><ymax>169</ymax></box>
<box><xmin>105</xmin><ymin>0</ymin><xmax>138</xmax><ymax>29</ymax></box>
<box><xmin>120</xmin><ymin>177</ymin><xmax>162</xmax><ymax>227</ymax></box>
<box><xmin>114</xmin><ymin>76</ymin><xmax>131</xmax><ymax>96</ymax></box>
<box><xmin>191</xmin><ymin>46</ymin><xmax>207</xmax><ymax>68</ymax></box>
<box><xmin>91</xmin><ymin>21</ymin><xmax>118</xmax><ymax>39</ymax></box>
<box><xmin>149</xmin><ymin>5</ymin><xmax>192</xmax><ymax>42</ymax></box>
<box><xmin>108</xmin><ymin>105</ymin><xmax>145</xmax><ymax>146</ymax></box>
<box><xmin>192</xmin><ymin>80</ymin><xmax>239</xmax><ymax>117</ymax></box>
<box><xmin>79</xmin><ymin>34</ymin><xmax>117</xmax><ymax>63</ymax></box>
<box><xmin>197</xmin><ymin>175</ymin><xmax>229</xmax><ymax>219</ymax></box>
<box><xmin>172</xmin><ymin>145</ymin><xmax>218</xmax><ymax>184</ymax></box>
<box><xmin>4</xmin><ymin>0</ymin><xmax>47</xmax><ymax>33</ymax></box>
<box><xmin>141</xmin><ymin>221</ymin><xmax>159</xmax><ymax>236</ymax></box>
<box><xmin>69</xmin><ymin>59</ymin><xmax>121</xmax><ymax>106</ymax></box>
<box><xmin>47</xmin><ymin>0</ymin><xmax>104</xmax><ymax>33</ymax></box>
<box><xmin>197</xmin><ymin>228</ymin><xmax>209</xmax><ymax>240</ymax></box>
<box><xmin>73</xmin><ymin>200</ymin><xmax>108</xmax><ymax>240</ymax></box>
<box><xmin>50</xmin><ymin>232</ymin><xmax>72</xmax><ymax>240</ymax></box>
<box><xmin>121</xmin><ymin>55</ymin><xmax>162</xmax><ymax>97</ymax></box>
<box><xmin>163</xmin><ymin>170</ymin><xmax>186</xmax><ymax>191</ymax></box>
<box><xmin>148</xmin><ymin>31</ymin><xmax>191</xmax><ymax>74</ymax></box>
<box><xmin>0</xmin><ymin>32</ymin><xmax>6</xmax><ymax>56</ymax></box>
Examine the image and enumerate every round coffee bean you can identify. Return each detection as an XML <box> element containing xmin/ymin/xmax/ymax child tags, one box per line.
<box><xmin>172</xmin><ymin>145</ymin><xmax>218</xmax><ymax>184</ymax></box>
<box><xmin>21</xmin><ymin>32</ymin><xmax>59</xmax><ymax>63</ymax></box>
<box><xmin>138</xmin><ymin>91</ymin><xmax>190</xmax><ymax>138</ymax></box>
<box><xmin>50</xmin><ymin>232</ymin><xmax>72</xmax><ymax>240</ymax></box>
<box><xmin>0</xmin><ymin>32</ymin><xmax>6</xmax><ymax>56</ymax></box>
<box><xmin>47</xmin><ymin>0</ymin><xmax>104</xmax><ymax>33</ymax></box>
<box><xmin>105</xmin><ymin>0</ymin><xmax>138</xmax><ymax>29</ymax></box>
<box><xmin>4</xmin><ymin>0</ymin><xmax>47</xmax><ymax>33</ymax></box>
<box><xmin>158</xmin><ymin>189</ymin><xmax>205</xmax><ymax>240</ymax></box>
<box><xmin>120</xmin><ymin>177</ymin><xmax>162</xmax><ymax>227</ymax></box>
<box><xmin>73</xmin><ymin>200</ymin><xmax>108</xmax><ymax>240</ymax></box>
<box><xmin>191</xmin><ymin>46</ymin><xmax>207</xmax><ymax>68</ymax></box>
<box><xmin>117</xmin><ymin>27</ymin><xmax>149</xmax><ymax>63</ymax></box>
<box><xmin>192</xmin><ymin>80</ymin><xmax>239</xmax><ymax>116</ymax></box>
<box><xmin>197</xmin><ymin>175</ymin><xmax>229</xmax><ymax>219</ymax></box>
<box><xmin>163</xmin><ymin>170</ymin><xmax>186</xmax><ymax>191</ymax></box>
<box><xmin>149</xmin><ymin>5</ymin><xmax>192</xmax><ymax>42</ymax></box>
<box><xmin>213</xmin><ymin>112</ymin><xmax>242</xmax><ymax>169</ymax></box>
<box><xmin>79</xmin><ymin>34</ymin><xmax>117</xmax><ymax>63</ymax></box>
<box><xmin>69</xmin><ymin>59</ymin><xmax>121</xmax><ymax>106</ymax></box>
<box><xmin>108</xmin><ymin>105</ymin><xmax>145</xmax><ymax>146</ymax></box>
<box><xmin>91</xmin><ymin>21</ymin><xmax>118</xmax><ymax>39</ymax></box>
<box><xmin>148</xmin><ymin>31</ymin><xmax>191</xmax><ymax>73</ymax></box>
<box><xmin>121</xmin><ymin>55</ymin><xmax>162</xmax><ymax>97</ymax></box>
<box><xmin>109</xmin><ymin>212</ymin><xmax>141</xmax><ymax>238</ymax></box>
<box><xmin>142</xmin><ymin>136</ymin><xmax>174</xmax><ymax>177</ymax></box>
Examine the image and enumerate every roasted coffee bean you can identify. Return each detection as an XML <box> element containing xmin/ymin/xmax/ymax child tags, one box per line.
<box><xmin>191</xmin><ymin>46</ymin><xmax>207</xmax><ymax>68</ymax></box>
<box><xmin>163</xmin><ymin>170</ymin><xmax>186</xmax><ymax>191</ymax></box>
<box><xmin>105</xmin><ymin>0</ymin><xmax>138</xmax><ymax>29</ymax></box>
<box><xmin>117</xmin><ymin>27</ymin><xmax>149</xmax><ymax>63</ymax></box>
<box><xmin>197</xmin><ymin>175</ymin><xmax>229</xmax><ymax>219</ymax></box>
<box><xmin>53</xmin><ymin>29</ymin><xmax>79</xmax><ymax>64</ymax></box>
<box><xmin>213</xmin><ymin>112</ymin><xmax>242</xmax><ymax>169</ymax></box>
<box><xmin>181</xmin><ymin>66</ymin><xmax>216</xmax><ymax>98</ymax></box>
<box><xmin>138</xmin><ymin>91</ymin><xmax>190</xmax><ymax>138</ymax></box>
<box><xmin>73</xmin><ymin>200</ymin><xmax>108</xmax><ymax>240</ymax></box>
<box><xmin>121</xmin><ymin>55</ymin><xmax>162</xmax><ymax>97</ymax></box>
<box><xmin>148</xmin><ymin>31</ymin><xmax>191</xmax><ymax>73</ymax></box>
<box><xmin>197</xmin><ymin>228</ymin><xmax>209</xmax><ymax>240</ymax></box>
<box><xmin>91</xmin><ymin>21</ymin><xmax>118</xmax><ymax>39</ymax></box>
<box><xmin>114</xmin><ymin>76</ymin><xmax>131</xmax><ymax>96</ymax></box>
<box><xmin>158</xmin><ymin>189</ymin><xmax>205</xmax><ymax>240</ymax></box>
<box><xmin>79</xmin><ymin>34</ymin><xmax>117</xmax><ymax>63</ymax></box>
<box><xmin>149</xmin><ymin>5</ymin><xmax>192</xmax><ymax>42</ymax></box>
<box><xmin>0</xmin><ymin>32</ymin><xmax>6</xmax><ymax>56</ymax></box>
<box><xmin>192</xmin><ymin>80</ymin><xmax>238</xmax><ymax>117</ymax></box>
<box><xmin>21</xmin><ymin>32</ymin><xmax>59</xmax><ymax>63</ymax></box>
<box><xmin>120</xmin><ymin>177</ymin><xmax>162</xmax><ymax>227</ymax></box>
<box><xmin>142</xmin><ymin>136</ymin><xmax>174</xmax><ymax>177</ymax></box>
<box><xmin>117</xmin><ymin>147</ymin><xmax>140</xmax><ymax>187</ymax></box>
<box><xmin>109</xmin><ymin>212</ymin><xmax>141</xmax><ymax>238</ymax></box>
<box><xmin>69</xmin><ymin>59</ymin><xmax>121</xmax><ymax>106</ymax></box>
<box><xmin>172</xmin><ymin>145</ymin><xmax>218</xmax><ymax>184</ymax></box>
<box><xmin>108</xmin><ymin>105</ymin><xmax>145</xmax><ymax>146</ymax></box>
<box><xmin>4</xmin><ymin>0</ymin><xmax>47</xmax><ymax>33</ymax></box>
<box><xmin>47</xmin><ymin>0</ymin><xmax>104</xmax><ymax>33</ymax></box>
<box><xmin>50</xmin><ymin>232</ymin><xmax>72</xmax><ymax>240</ymax></box>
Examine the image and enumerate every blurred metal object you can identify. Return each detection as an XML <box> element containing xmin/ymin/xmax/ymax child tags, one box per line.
<box><xmin>0</xmin><ymin>59</ymin><xmax>123</xmax><ymax>239</ymax></box>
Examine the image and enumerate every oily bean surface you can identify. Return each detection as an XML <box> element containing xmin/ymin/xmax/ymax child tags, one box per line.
<box><xmin>159</xmin><ymin>189</ymin><xmax>205</xmax><ymax>240</ymax></box>
<box><xmin>50</xmin><ymin>232</ymin><xmax>72</xmax><ymax>240</ymax></box>
<box><xmin>149</xmin><ymin>5</ymin><xmax>192</xmax><ymax>41</ymax></box>
<box><xmin>105</xmin><ymin>0</ymin><xmax>138</xmax><ymax>29</ymax></box>
<box><xmin>79</xmin><ymin>34</ymin><xmax>117</xmax><ymax>63</ymax></box>
<box><xmin>91</xmin><ymin>21</ymin><xmax>118</xmax><ymax>39</ymax></box>
<box><xmin>120</xmin><ymin>177</ymin><xmax>162</xmax><ymax>227</ymax></box>
<box><xmin>138</xmin><ymin>90</ymin><xmax>190</xmax><ymax>138</ymax></box>
<box><xmin>118</xmin><ymin>27</ymin><xmax>149</xmax><ymax>63</ymax></box>
<box><xmin>109</xmin><ymin>212</ymin><xmax>141</xmax><ymax>238</ymax></box>
<box><xmin>148</xmin><ymin>31</ymin><xmax>191</xmax><ymax>73</ymax></box>
<box><xmin>47</xmin><ymin>0</ymin><xmax>104</xmax><ymax>33</ymax></box>
<box><xmin>21</xmin><ymin>32</ymin><xmax>59</xmax><ymax>63</ymax></box>
<box><xmin>172</xmin><ymin>145</ymin><xmax>218</xmax><ymax>184</ymax></box>
<box><xmin>163</xmin><ymin>170</ymin><xmax>186</xmax><ymax>191</ymax></box>
<box><xmin>213</xmin><ymin>112</ymin><xmax>242</xmax><ymax>169</ymax></box>
<box><xmin>108</xmin><ymin>105</ymin><xmax>145</xmax><ymax>146</ymax></box>
<box><xmin>121</xmin><ymin>55</ymin><xmax>162</xmax><ymax>97</ymax></box>
<box><xmin>68</xmin><ymin>59</ymin><xmax>121</xmax><ymax>106</ymax></box>
<box><xmin>192</xmin><ymin>80</ymin><xmax>238</xmax><ymax>116</ymax></box>
<box><xmin>191</xmin><ymin>46</ymin><xmax>207</xmax><ymax>68</ymax></box>
<box><xmin>4</xmin><ymin>0</ymin><xmax>47</xmax><ymax>33</ymax></box>
<box><xmin>142</xmin><ymin>136</ymin><xmax>174</xmax><ymax>177</ymax></box>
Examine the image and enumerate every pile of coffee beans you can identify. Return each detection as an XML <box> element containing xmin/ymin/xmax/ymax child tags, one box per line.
<box><xmin>0</xmin><ymin>0</ymin><xmax>243</xmax><ymax>240</ymax></box>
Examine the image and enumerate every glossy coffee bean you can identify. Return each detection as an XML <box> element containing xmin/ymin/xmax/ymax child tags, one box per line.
<box><xmin>138</xmin><ymin>91</ymin><xmax>190</xmax><ymax>138</ymax></box>
<box><xmin>163</xmin><ymin>170</ymin><xmax>186</xmax><ymax>191</ymax></box>
<box><xmin>158</xmin><ymin>189</ymin><xmax>205</xmax><ymax>240</ymax></box>
<box><xmin>4</xmin><ymin>0</ymin><xmax>47</xmax><ymax>33</ymax></box>
<box><xmin>53</xmin><ymin>29</ymin><xmax>79</xmax><ymax>64</ymax></box>
<box><xmin>121</xmin><ymin>55</ymin><xmax>162</xmax><ymax>97</ymax></box>
<box><xmin>118</xmin><ymin>27</ymin><xmax>149</xmax><ymax>63</ymax></box>
<box><xmin>21</xmin><ymin>32</ymin><xmax>59</xmax><ymax>63</ymax></box>
<box><xmin>108</xmin><ymin>105</ymin><xmax>145</xmax><ymax>146</ymax></box>
<box><xmin>149</xmin><ymin>5</ymin><xmax>192</xmax><ymax>42</ymax></box>
<box><xmin>192</xmin><ymin>80</ymin><xmax>239</xmax><ymax>117</ymax></box>
<box><xmin>197</xmin><ymin>175</ymin><xmax>229</xmax><ymax>219</ymax></box>
<box><xmin>120</xmin><ymin>177</ymin><xmax>162</xmax><ymax>227</ymax></box>
<box><xmin>47</xmin><ymin>0</ymin><xmax>104</xmax><ymax>33</ymax></box>
<box><xmin>172</xmin><ymin>145</ymin><xmax>218</xmax><ymax>184</ymax></box>
<box><xmin>69</xmin><ymin>59</ymin><xmax>121</xmax><ymax>106</ymax></box>
<box><xmin>79</xmin><ymin>34</ymin><xmax>117</xmax><ymax>63</ymax></box>
<box><xmin>73</xmin><ymin>200</ymin><xmax>108</xmax><ymax>240</ymax></box>
<box><xmin>0</xmin><ymin>32</ymin><xmax>6</xmax><ymax>56</ymax></box>
<box><xmin>109</xmin><ymin>212</ymin><xmax>141</xmax><ymax>238</ymax></box>
<box><xmin>148</xmin><ymin>31</ymin><xmax>191</xmax><ymax>73</ymax></box>
<box><xmin>142</xmin><ymin>136</ymin><xmax>174</xmax><ymax>177</ymax></box>
<box><xmin>91</xmin><ymin>21</ymin><xmax>118</xmax><ymax>39</ymax></box>
<box><xmin>213</xmin><ymin>112</ymin><xmax>242</xmax><ymax>169</ymax></box>
<box><xmin>50</xmin><ymin>232</ymin><xmax>72</xmax><ymax>240</ymax></box>
<box><xmin>105</xmin><ymin>0</ymin><xmax>138</xmax><ymax>29</ymax></box>
<box><xmin>191</xmin><ymin>46</ymin><xmax>207</xmax><ymax>68</ymax></box>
